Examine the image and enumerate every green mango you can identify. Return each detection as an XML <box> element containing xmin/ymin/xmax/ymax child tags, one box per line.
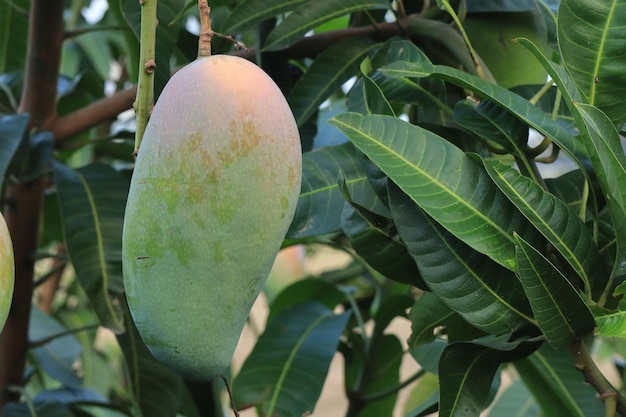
<box><xmin>122</xmin><ymin>55</ymin><xmax>302</xmax><ymax>381</ymax></box>
<box><xmin>0</xmin><ymin>212</ymin><xmax>14</xmax><ymax>332</ymax></box>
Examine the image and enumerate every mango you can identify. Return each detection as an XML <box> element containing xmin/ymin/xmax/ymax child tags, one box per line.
<box><xmin>122</xmin><ymin>55</ymin><xmax>302</xmax><ymax>381</ymax></box>
<box><xmin>0</xmin><ymin>212</ymin><xmax>14</xmax><ymax>332</ymax></box>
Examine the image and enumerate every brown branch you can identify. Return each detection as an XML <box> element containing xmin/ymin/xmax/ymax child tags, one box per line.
<box><xmin>50</xmin><ymin>19</ymin><xmax>406</xmax><ymax>143</ymax></box>
<box><xmin>0</xmin><ymin>0</ymin><xmax>64</xmax><ymax>411</ymax></box>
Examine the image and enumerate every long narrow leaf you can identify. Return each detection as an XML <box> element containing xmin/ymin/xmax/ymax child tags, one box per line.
<box><xmin>514</xmin><ymin>234</ymin><xmax>595</xmax><ymax>349</ymax></box>
<box><xmin>330</xmin><ymin>112</ymin><xmax>536</xmax><ymax>270</ymax></box>
<box><xmin>484</xmin><ymin>160</ymin><xmax>605</xmax><ymax>296</ymax></box>
<box><xmin>0</xmin><ymin>113</ymin><xmax>28</xmax><ymax>185</ymax></box>
<box><xmin>389</xmin><ymin>184</ymin><xmax>534</xmax><ymax>334</ymax></box>
<box><xmin>233</xmin><ymin>302</ymin><xmax>350</xmax><ymax>417</ymax></box>
<box><xmin>263</xmin><ymin>0</ymin><xmax>389</xmax><ymax>51</ymax></box>
<box><xmin>288</xmin><ymin>37</ymin><xmax>376</xmax><ymax>126</ymax></box>
<box><xmin>558</xmin><ymin>0</ymin><xmax>626</xmax><ymax>126</ymax></box>
<box><xmin>53</xmin><ymin>162</ymin><xmax>127</xmax><ymax>333</ymax></box>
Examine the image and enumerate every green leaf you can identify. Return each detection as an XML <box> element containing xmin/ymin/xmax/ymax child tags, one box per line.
<box><xmin>558</xmin><ymin>0</ymin><xmax>626</xmax><ymax>126</ymax></box>
<box><xmin>288</xmin><ymin>37</ymin><xmax>376</xmax><ymax>126</ymax></box>
<box><xmin>222</xmin><ymin>0</ymin><xmax>307</xmax><ymax>34</ymax></box>
<box><xmin>117</xmin><ymin>301</ymin><xmax>184</xmax><ymax>417</ymax></box>
<box><xmin>378</xmin><ymin>61</ymin><xmax>585</xmax><ymax>165</ymax></box>
<box><xmin>330</xmin><ymin>112</ymin><xmax>537</xmax><ymax>271</ymax></box>
<box><xmin>233</xmin><ymin>301</ymin><xmax>350</xmax><ymax>417</ymax></box>
<box><xmin>389</xmin><ymin>184</ymin><xmax>534</xmax><ymax>334</ymax></box>
<box><xmin>359</xmin><ymin>58</ymin><xmax>396</xmax><ymax>117</ymax></box>
<box><xmin>0</xmin><ymin>113</ymin><xmax>28</xmax><ymax>185</ymax></box>
<box><xmin>515</xmin><ymin>344</ymin><xmax>604</xmax><ymax>417</ymax></box>
<box><xmin>263</xmin><ymin>0</ymin><xmax>389</xmax><ymax>51</ymax></box>
<box><xmin>287</xmin><ymin>142</ymin><xmax>387</xmax><ymax>238</ymax></box>
<box><xmin>52</xmin><ymin>162</ymin><xmax>127</xmax><ymax>333</ymax></box>
<box><xmin>438</xmin><ymin>343</ymin><xmax>502</xmax><ymax>417</ymax></box>
<box><xmin>268</xmin><ymin>278</ymin><xmax>346</xmax><ymax>321</ymax></box>
<box><xmin>484</xmin><ymin>160</ymin><xmax>605</xmax><ymax>296</ymax></box>
<box><xmin>574</xmin><ymin>102</ymin><xmax>626</xmax><ymax>281</ymax></box>
<box><xmin>340</xmin><ymin>194</ymin><xmax>425</xmax><ymax>288</ymax></box>
<box><xmin>408</xmin><ymin>292</ymin><xmax>457</xmax><ymax>348</ymax></box>
<box><xmin>485</xmin><ymin>380</ymin><xmax>538</xmax><ymax>417</ymax></box>
<box><xmin>514</xmin><ymin>234</ymin><xmax>595</xmax><ymax>349</ymax></box>
<box><xmin>0</xmin><ymin>0</ymin><xmax>28</xmax><ymax>73</ymax></box>
<box><xmin>592</xmin><ymin>304</ymin><xmax>626</xmax><ymax>338</ymax></box>
<box><xmin>3</xmin><ymin>401</ymin><xmax>74</xmax><ymax>417</ymax></box>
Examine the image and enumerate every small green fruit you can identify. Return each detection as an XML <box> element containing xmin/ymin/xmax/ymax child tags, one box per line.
<box><xmin>0</xmin><ymin>212</ymin><xmax>14</xmax><ymax>332</ymax></box>
<box><xmin>122</xmin><ymin>55</ymin><xmax>302</xmax><ymax>381</ymax></box>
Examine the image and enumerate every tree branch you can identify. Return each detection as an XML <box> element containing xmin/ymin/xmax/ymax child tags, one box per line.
<box><xmin>50</xmin><ymin>19</ymin><xmax>405</xmax><ymax>143</ymax></box>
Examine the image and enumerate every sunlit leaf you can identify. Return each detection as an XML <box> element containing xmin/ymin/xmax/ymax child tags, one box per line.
<box><xmin>330</xmin><ymin>112</ymin><xmax>538</xmax><ymax>271</ymax></box>
<box><xmin>233</xmin><ymin>301</ymin><xmax>350</xmax><ymax>417</ymax></box>
<box><xmin>223</xmin><ymin>0</ymin><xmax>308</xmax><ymax>36</ymax></box>
<box><xmin>514</xmin><ymin>234</ymin><xmax>595</xmax><ymax>349</ymax></box>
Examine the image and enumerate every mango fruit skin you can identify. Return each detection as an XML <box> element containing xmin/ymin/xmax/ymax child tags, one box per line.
<box><xmin>122</xmin><ymin>55</ymin><xmax>302</xmax><ymax>381</ymax></box>
<box><xmin>0</xmin><ymin>212</ymin><xmax>14</xmax><ymax>332</ymax></box>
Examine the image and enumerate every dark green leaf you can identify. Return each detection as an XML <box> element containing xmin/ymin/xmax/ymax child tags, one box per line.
<box><xmin>0</xmin><ymin>0</ymin><xmax>28</xmax><ymax>74</ymax></box>
<box><xmin>485</xmin><ymin>380</ymin><xmax>538</xmax><ymax>417</ymax></box>
<box><xmin>287</xmin><ymin>142</ymin><xmax>387</xmax><ymax>238</ymax></box>
<box><xmin>263</xmin><ymin>0</ymin><xmax>389</xmax><ymax>51</ymax></box>
<box><xmin>223</xmin><ymin>0</ymin><xmax>307</xmax><ymax>35</ymax></box>
<box><xmin>3</xmin><ymin>401</ymin><xmax>73</xmax><ymax>417</ymax></box>
<box><xmin>117</xmin><ymin>301</ymin><xmax>184</xmax><ymax>417</ymax></box>
<box><xmin>53</xmin><ymin>162</ymin><xmax>127</xmax><ymax>333</ymax></box>
<box><xmin>484</xmin><ymin>160</ymin><xmax>605</xmax><ymax>296</ymax></box>
<box><xmin>408</xmin><ymin>292</ymin><xmax>457</xmax><ymax>349</ymax></box>
<box><xmin>558</xmin><ymin>0</ymin><xmax>626</xmax><ymax>126</ymax></box>
<box><xmin>288</xmin><ymin>37</ymin><xmax>376</xmax><ymax>126</ymax></box>
<box><xmin>340</xmin><ymin>196</ymin><xmax>425</xmax><ymax>288</ymax></box>
<box><xmin>0</xmin><ymin>113</ymin><xmax>28</xmax><ymax>185</ymax></box>
<box><xmin>330</xmin><ymin>112</ymin><xmax>537</xmax><ymax>271</ymax></box>
<box><xmin>515</xmin><ymin>344</ymin><xmax>604</xmax><ymax>417</ymax></box>
<box><xmin>268</xmin><ymin>278</ymin><xmax>346</xmax><ymax>321</ymax></box>
<box><xmin>389</xmin><ymin>183</ymin><xmax>534</xmax><ymax>333</ymax></box>
<box><xmin>466</xmin><ymin>0</ymin><xmax>538</xmax><ymax>12</ymax></box>
<box><xmin>438</xmin><ymin>343</ymin><xmax>502</xmax><ymax>417</ymax></box>
<box><xmin>514</xmin><ymin>234</ymin><xmax>596</xmax><ymax>349</ymax></box>
<box><xmin>233</xmin><ymin>301</ymin><xmax>350</xmax><ymax>417</ymax></box>
<box><xmin>359</xmin><ymin>58</ymin><xmax>395</xmax><ymax>117</ymax></box>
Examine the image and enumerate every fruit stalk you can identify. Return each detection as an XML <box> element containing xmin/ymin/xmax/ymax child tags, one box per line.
<box><xmin>197</xmin><ymin>1</ymin><xmax>212</xmax><ymax>58</ymax></box>
<box><xmin>133</xmin><ymin>0</ymin><xmax>157</xmax><ymax>158</ymax></box>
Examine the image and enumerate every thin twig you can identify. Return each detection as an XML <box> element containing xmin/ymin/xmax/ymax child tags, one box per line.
<box><xmin>220</xmin><ymin>375</ymin><xmax>240</xmax><ymax>417</ymax></box>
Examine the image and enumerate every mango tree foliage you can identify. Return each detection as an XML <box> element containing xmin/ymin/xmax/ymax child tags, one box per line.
<box><xmin>2</xmin><ymin>0</ymin><xmax>626</xmax><ymax>417</ymax></box>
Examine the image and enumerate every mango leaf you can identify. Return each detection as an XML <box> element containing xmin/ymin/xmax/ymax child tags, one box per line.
<box><xmin>28</xmin><ymin>306</ymin><xmax>83</xmax><ymax>388</ymax></box>
<box><xmin>403</xmin><ymin>372</ymin><xmax>439</xmax><ymax>417</ymax></box>
<box><xmin>0</xmin><ymin>0</ymin><xmax>28</xmax><ymax>73</ymax></box>
<box><xmin>288</xmin><ymin>37</ymin><xmax>376</xmax><ymax>126</ymax></box>
<box><xmin>358</xmin><ymin>58</ymin><xmax>396</xmax><ymax>117</ymax></box>
<box><xmin>263</xmin><ymin>0</ymin><xmax>389</xmax><ymax>51</ymax></box>
<box><xmin>340</xmin><ymin>188</ymin><xmax>426</xmax><ymax>288</ymax></box>
<box><xmin>117</xmin><ymin>301</ymin><xmax>184</xmax><ymax>417</ymax></box>
<box><xmin>389</xmin><ymin>184</ymin><xmax>534</xmax><ymax>334</ymax></box>
<box><xmin>52</xmin><ymin>162</ymin><xmax>127</xmax><ymax>333</ymax></box>
<box><xmin>558</xmin><ymin>0</ymin><xmax>626</xmax><ymax>126</ymax></box>
<box><xmin>484</xmin><ymin>160</ymin><xmax>605</xmax><ymax>296</ymax></box>
<box><xmin>574</xmin><ymin>102</ymin><xmax>626</xmax><ymax>281</ymax></box>
<box><xmin>287</xmin><ymin>142</ymin><xmax>387</xmax><ymax>238</ymax></box>
<box><xmin>330</xmin><ymin>112</ymin><xmax>538</xmax><ymax>271</ymax></box>
<box><xmin>438</xmin><ymin>343</ymin><xmax>503</xmax><ymax>417</ymax></box>
<box><xmin>3</xmin><ymin>401</ymin><xmax>73</xmax><ymax>417</ymax></box>
<box><xmin>408</xmin><ymin>292</ymin><xmax>457</xmax><ymax>349</ymax></box>
<box><xmin>485</xmin><ymin>380</ymin><xmax>538</xmax><ymax>417</ymax></box>
<box><xmin>514</xmin><ymin>234</ymin><xmax>595</xmax><ymax>350</ymax></box>
<box><xmin>593</xmin><ymin>305</ymin><xmax>626</xmax><ymax>338</ymax></box>
<box><xmin>233</xmin><ymin>301</ymin><xmax>351</xmax><ymax>417</ymax></box>
<box><xmin>515</xmin><ymin>344</ymin><xmax>604</xmax><ymax>417</ymax></box>
<box><xmin>268</xmin><ymin>278</ymin><xmax>346</xmax><ymax>321</ymax></box>
<box><xmin>378</xmin><ymin>61</ymin><xmax>585</xmax><ymax>164</ymax></box>
<box><xmin>0</xmin><ymin>113</ymin><xmax>28</xmax><ymax>185</ymax></box>
<box><xmin>345</xmin><ymin>334</ymin><xmax>403</xmax><ymax>417</ymax></box>
<box><xmin>121</xmin><ymin>0</ymin><xmax>185</xmax><ymax>97</ymax></box>
<box><xmin>222</xmin><ymin>0</ymin><xmax>307</xmax><ymax>33</ymax></box>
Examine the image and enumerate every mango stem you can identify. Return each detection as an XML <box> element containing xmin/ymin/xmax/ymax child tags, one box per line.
<box><xmin>197</xmin><ymin>1</ymin><xmax>212</xmax><ymax>58</ymax></box>
<box><xmin>133</xmin><ymin>0</ymin><xmax>157</xmax><ymax>159</ymax></box>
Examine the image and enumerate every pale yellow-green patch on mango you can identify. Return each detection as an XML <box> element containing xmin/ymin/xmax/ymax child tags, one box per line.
<box><xmin>122</xmin><ymin>55</ymin><xmax>302</xmax><ymax>381</ymax></box>
<box><xmin>0</xmin><ymin>212</ymin><xmax>14</xmax><ymax>332</ymax></box>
